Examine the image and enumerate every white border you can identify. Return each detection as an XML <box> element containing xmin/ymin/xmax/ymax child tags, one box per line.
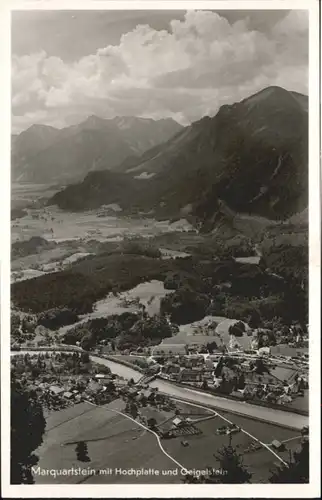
<box><xmin>1</xmin><ymin>1</ymin><xmax>320</xmax><ymax>498</ymax></box>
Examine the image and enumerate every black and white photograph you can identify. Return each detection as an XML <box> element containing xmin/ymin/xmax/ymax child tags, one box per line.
<box><xmin>1</xmin><ymin>0</ymin><xmax>320</xmax><ymax>497</ymax></box>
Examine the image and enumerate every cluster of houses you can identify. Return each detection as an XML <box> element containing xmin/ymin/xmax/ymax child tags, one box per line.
<box><xmin>120</xmin><ymin>385</ymin><xmax>205</xmax><ymax>440</ymax></box>
<box><xmin>11</xmin><ymin>352</ymin><xmax>134</xmax><ymax>411</ymax></box>
<box><xmin>20</xmin><ymin>371</ymin><xmax>120</xmax><ymax>410</ymax></box>
<box><xmin>155</xmin><ymin>351</ymin><xmax>308</xmax><ymax>407</ymax></box>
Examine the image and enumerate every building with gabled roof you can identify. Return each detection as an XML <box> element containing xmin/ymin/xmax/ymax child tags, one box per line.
<box><xmin>49</xmin><ymin>385</ymin><xmax>64</xmax><ymax>395</ymax></box>
<box><xmin>172</xmin><ymin>417</ymin><xmax>184</xmax><ymax>427</ymax></box>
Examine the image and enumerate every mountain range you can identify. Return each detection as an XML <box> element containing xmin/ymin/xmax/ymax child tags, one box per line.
<box><xmin>11</xmin><ymin>116</ymin><xmax>182</xmax><ymax>184</ymax></box>
<box><xmin>50</xmin><ymin>86</ymin><xmax>308</xmax><ymax>229</ymax></box>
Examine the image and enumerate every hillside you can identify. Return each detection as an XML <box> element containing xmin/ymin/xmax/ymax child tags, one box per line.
<box><xmin>11</xmin><ymin>116</ymin><xmax>182</xmax><ymax>184</ymax></box>
<box><xmin>50</xmin><ymin>86</ymin><xmax>308</xmax><ymax>228</ymax></box>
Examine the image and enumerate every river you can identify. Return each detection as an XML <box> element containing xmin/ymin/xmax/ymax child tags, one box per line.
<box><xmin>12</xmin><ymin>351</ymin><xmax>308</xmax><ymax>430</ymax></box>
<box><xmin>98</xmin><ymin>358</ymin><xmax>308</xmax><ymax>430</ymax></box>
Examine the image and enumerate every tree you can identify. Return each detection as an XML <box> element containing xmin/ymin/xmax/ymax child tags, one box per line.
<box><xmin>229</xmin><ymin>321</ymin><xmax>245</xmax><ymax>338</ymax></box>
<box><xmin>269</xmin><ymin>439</ymin><xmax>309</xmax><ymax>483</ymax></box>
<box><xmin>248</xmin><ymin>309</ymin><xmax>262</xmax><ymax>328</ymax></box>
<box><xmin>75</xmin><ymin>441</ymin><xmax>90</xmax><ymax>462</ymax></box>
<box><xmin>147</xmin><ymin>417</ymin><xmax>157</xmax><ymax>430</ymax></box>
<box><xmin>81</xmin><ymin>352</ymin><xmax>90</xmax><ymax>364</ymax></box>
<box><xmin>201</xmin><ymin>380</ymin><xmax>208</xmax><ymax>390</ymax></box>
<box><xmin>11</xmin><ymin>378</ymin><xmax>46</xmax><ymax>484</ymax></box>
<box><xmin>37</xmin><ymin>308</ymin><xmax>79</xmax><ymax>330</ymax></box>
<box><xmin>105</xmin><ymin>381</ymin><xmax>116</xmax><ymax>393</ymax></box>
<box><xmin>254</xmin><ymin>358</ymin><xmax>269</xmax><ymax>374</ymax></box>
<box><xmin>214</xmin><ymin>357</ymin><xmax>224</xmax><ymax>377</ymax></box>
<box><xmin>207</xmin><ymin>435</ymin><xmax>252</xmax><ymax>483</ymax></box>
<box><xmin>160</xmin><ymin>287</ymin><xmax>210</xmax><ymax>325</ymax></box>
<box><xmin>206</xmin><ymin>341</ymin><xmax>218</xmax><ymax>353</ymax></box>
<box><xmin>126</xmin><ymin>401</ymin><xmax>139</xmax><ymax>419</ymax></box>
<box><xmin>237</xmin><ymin>372</ymin><xmax>246</xmax><ymax>389</ymax></box>
<box><xmin>80</xmin><ymin>332</ymin><xmax>94</xmax><ymax>351</ymax></box>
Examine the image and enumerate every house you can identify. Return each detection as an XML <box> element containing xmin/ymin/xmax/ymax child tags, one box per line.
<box><xmin>101</xmin><ymin>344</ymin><xmax>115</xmax><ymax>354</ymax></box>
<box><xmin>136</xmin><ymin>393</ymin><xmax>147</xmax><ymax>404</ymax></box>
<box><xmin>127</xmin><ymin>387</ymin><xmax>139</xmax><ymax>396</ymax></box>
<box><xmin>28</xmin><ymin>384</ymin><xmax>39</xmax><ymax>393</ymax></box>
<box><xmin>178</xmin><ymin>368</ymin><xmax>203</xmax><ymax>383</ymax></box>
<box><xmin>37</xmin><ymin>382</ymin><xmax>48</xmax><ymax>391</ymax></box>
<box><xmin>87</xmin><ymin>380</ymin><xmax>100</xmax><ymax>392</ymax></box>
<box><xmin>251</xmin><ymin>338</ymin><xmax>259</xmax><ymax>350</ymax></box>
<box><xmin>137</xmin><ymin>389</ymin><xmax>154</xmax><ymax>403</ymax></box>
<box><xmin>94</xmin><ymin>373</ymin><xmax>113</xmax><ymax>380</ymax></box>
<box><xmin>258</xmin><ymin>347</ymin><xmax>271</xmax><ymax>356</ymax></box>
<box><xmin>244</xmin><ymin>371</ymin><xmax>278</xmax><ymax>386</ymax></box>
<box><xmin>205</xmin><ymin>358</ymin><xmax>214</xmax><ymax>369</ymax></box>
<box><xmin>63</xmin><ymin>391</ymin><xmax>74</xmax><ymax>400</ymax></box>
<box><xmin>114</xmin><ymin>379</ymin><xmax>128</xmax><ymax>388</ymax></box>
<box><xmin>161</xmin><ymin>363</ymin><xmax>180</xmax><ymax>375</ymax></box>
<box><xmin>142</xmin><ymin>389</ymin><xmax>154</xmax><ymax>399</ymax></box>
<box><xmin>203</xmin><ymin>369</ymin><xmax>214</xmax><ymax>380</ymax></box>
<box><xmin>172</xmin><ymin>417</ymin><xmax>184</xmax><ymax>428</ymax></box>
<box><xmin>271</xmin><ymin>440</ymin><xmax>285</xmax><ymax>451</ymax></box>
<box><xmin>278</xmin><ymin>394</ymin><xmax>292</xmax><ymax>405</ymax></box>
<box><xmin>49</xmin><ymin>385</ymin><xmax>64</xmax><ymax>396</ymax></box>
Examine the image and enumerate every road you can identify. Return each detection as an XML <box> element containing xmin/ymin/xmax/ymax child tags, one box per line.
<box><xmin>90</xmin><ymin>356</ymin><xmax>308</xmax><ymax>431</ymax></box>
<box><xmin>88</xmin><ymin>399</ymin><xmax>288</xmax><ymax>474</ymax></box>
<box><xmin>87</xmin><ymin>402</ymin><xmax>187</xmax><ymax>472</ymax></box>
<box><xmin>13</xmin><ymin>351</ymin><xmax>308</xmax><ymax>430</ymax></box>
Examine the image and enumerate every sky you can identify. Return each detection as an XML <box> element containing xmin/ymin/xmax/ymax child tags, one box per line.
<box><xmin>11</xmin><ymin>9</ymin><xmax>309</xmax><ymax>133</ymax></box>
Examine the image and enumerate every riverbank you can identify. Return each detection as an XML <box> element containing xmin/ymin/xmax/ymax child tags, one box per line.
<box><xmin>11</xmin><ymin>350</ymin><xmax>308</xmax><ymax>429</ymax></box>
<box><xmin>92</xmin><ymin>356</ymin><xmax>308</xmax><ymax>430</ymax></box>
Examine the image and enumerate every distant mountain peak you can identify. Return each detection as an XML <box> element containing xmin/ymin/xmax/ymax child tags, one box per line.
<box><xmin>80</xmin><ymin>115</ymin><xmax>109</xmax><ymax>129</ymax></box>
<box><xmin>241</xmin><ymin>85</ymin><xmax>308</xmax><ymax>111</ymax></box>
<box><xmin>12</xmin><ymin>113</ymin><xmax>183</xmax><ymax>184</ymax></box>
<box><xmin>25</xmin><ymin>123</ymin><xmax>59</xmax><ymax>134</ymax></box>
<box><xmin>49</xmin><ymin>85</ymin><xmax>308</xmax><ymax>225</ymax></box>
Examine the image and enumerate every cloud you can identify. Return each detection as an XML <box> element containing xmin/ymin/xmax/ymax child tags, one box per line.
<box><xmin>11</xmin><ymin>10</ymin><xmax>308</xmax><ymax>132</ymax></box>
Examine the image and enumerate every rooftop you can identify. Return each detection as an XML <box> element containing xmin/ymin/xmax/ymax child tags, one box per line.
<box><xmin>172</xmin><ymin>417</ymin><xmax>183</xmax><ymax>427</ymax></box>
<box><xmin>270</xmin><ymin>344</ymin><xmax>309</xmax><ymax>358</ymax></box>
<box><xmin>49</xmin><ymin>385</ymin><xmax>64</xmax><ymax>395</ymax></box>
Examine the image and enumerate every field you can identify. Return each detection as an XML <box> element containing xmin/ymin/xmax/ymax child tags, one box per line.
<box><xmin>161</xmin><ymin>401</ymin><xmax>302</xmax><ymax>483</ymax></box>
<box><xmin>56</xmin><ymin>279</ymin><xmax>172</xmax><ymax>337</ymax></box>
<box><xmin>34</xmin><ymin>400</ymin><xmax>179</xmax><ymax>484</ymax></box>
<box><xmin>33</xmin><ymin>396</ymin><xmax>302</xmax><ymax>484</ymax></box>
<box><xmin>11</xmin><ymin>183</ymin><xmax>61</xmax><ymax>210</ymax></box>
<box><xmin>11</xmin><ymin>203</ymin><xmax>192</xmax><ymax>245</ymax></box>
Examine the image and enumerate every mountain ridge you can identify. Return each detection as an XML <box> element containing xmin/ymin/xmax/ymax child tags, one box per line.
<box><xmin>49</xmin><ymin>85</ymin><xmax>308</xmax><ymax>230</ymax></box>
<box><xmin>11</xmin><ymin>116</ymin><xmax>183</xmax><ymax>184</ymax></box>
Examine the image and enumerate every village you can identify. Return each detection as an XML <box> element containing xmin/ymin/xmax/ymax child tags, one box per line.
<box><xmin>150</xmin><ymin>348</ymin><xmax>309</xmax><ymax>409</ymax></box>
<box><xmin>93</xmin><ymin>317</ymin><xmax>309</xmax><ymax>412</ymax></box>
<box><xmin>10</xmin><ymin>350</ymin><xmax>309</xmax><ymax>463</ymax></box>
<box><xmin>11</xmin><ymin>311</ymin><xmax>309</xmax><ymax>413</ymax></box>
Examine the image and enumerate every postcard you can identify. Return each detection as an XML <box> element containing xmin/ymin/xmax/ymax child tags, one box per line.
<box><xmin>1</xmin><ymin>0</ymin><xmax>320</xmax><ymax>497</ymax></box>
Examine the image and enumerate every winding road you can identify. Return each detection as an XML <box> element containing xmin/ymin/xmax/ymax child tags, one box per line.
<box><xmin>85</xmin><ymin>398</ymin><xmax>288</xmax><ymax>478</ymax></box>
